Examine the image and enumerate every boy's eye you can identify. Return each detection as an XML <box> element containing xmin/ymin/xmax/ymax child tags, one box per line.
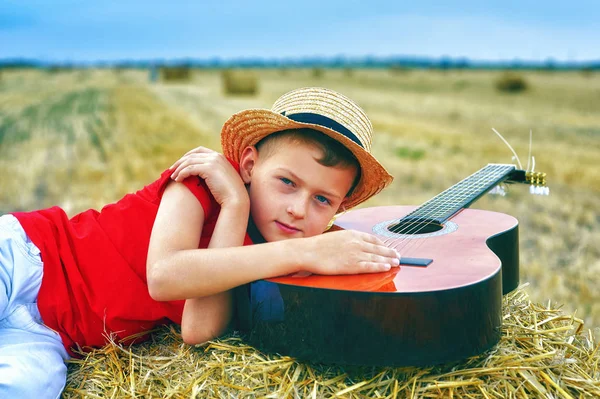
<box><xmin>315</xmin><ymin>195</ymin><xmax>331</xmax><ymax>205</ymax></box>
<box><xmin>280</xmin><ymin>177</ymin><xmax>294</xmax><ymax>186</ymax></box>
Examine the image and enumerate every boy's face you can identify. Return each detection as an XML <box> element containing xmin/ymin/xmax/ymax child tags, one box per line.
<box><xmin>239</xmin><ymin>141</ymin><xmax>357</xmax><ymax>242</ymax></box>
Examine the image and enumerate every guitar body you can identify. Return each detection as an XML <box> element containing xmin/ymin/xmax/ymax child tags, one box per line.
<box><xmin>237</xmin><ymin>206</ymin><xmax>520</xmax><ymax>367</ymax></box>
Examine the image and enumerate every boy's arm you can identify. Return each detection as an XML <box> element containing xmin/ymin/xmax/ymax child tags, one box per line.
<box><xmin>148</xmin><ymin>180</ymin><xmax>303</xmax><ymax>344</ymax></box>
<box><xmin>177</xmin><ymin>182</ymin><xmax>250</xmax><ymax>345</ymax></box>
<box><xmin>147</xmin><ymin>181</ymin><xmax>302</xmax><ymax>302</ymax></box>
<box><xmin>148</xmin><ymin>180</ymin><xmax>399</xmax><ymax>302</ymax></box>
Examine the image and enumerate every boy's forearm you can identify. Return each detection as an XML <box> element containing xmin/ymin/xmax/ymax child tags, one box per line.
<box><xmin>154</xmin><ymin>241</ymin><xmax>303</xmax><ymax>300</ymax></box>
<box><xmin>196</xmin><ymin>201</ymin><xmax>249</xmax><ymax>252</ymax></box>
<box><xmin>151</xmin><ymin>204</ymin><xmax>304</xmax><ymax>301</ymax></box>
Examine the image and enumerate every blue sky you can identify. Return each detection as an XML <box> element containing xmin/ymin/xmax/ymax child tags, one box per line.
<box><xmin>1</xmin><ymin>0</ymin><xmax>598</xmax><ymax>62</ymax></box>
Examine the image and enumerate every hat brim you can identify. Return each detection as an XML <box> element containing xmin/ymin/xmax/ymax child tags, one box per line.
<box><xmin>221</xmin><ymin>109</ymin><xmax>393</xmax><ymax>210</ymax></box>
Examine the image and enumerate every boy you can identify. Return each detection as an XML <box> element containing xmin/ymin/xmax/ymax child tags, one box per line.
<box><xmin>0</xmin><ymin>87</ymin><xmax>397</xmax><ymax>397</ymax></box>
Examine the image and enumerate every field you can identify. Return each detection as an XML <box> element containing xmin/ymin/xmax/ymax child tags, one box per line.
<box><xmin>0</xmin><ymin>67</ymin><xmax>599</xmax><ymax>334</ymax></box>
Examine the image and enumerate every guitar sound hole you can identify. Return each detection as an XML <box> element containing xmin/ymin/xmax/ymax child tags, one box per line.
<box><xmin>387</xmin><ymin>221</ymin><xmax>443</xmax><ymax>235</ymax></box>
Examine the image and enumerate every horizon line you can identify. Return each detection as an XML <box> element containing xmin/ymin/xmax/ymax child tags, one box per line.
<box><xmin>1</xmin><ymin>54</ymin><xmax>599</xmax><ymax>68</ymax></box>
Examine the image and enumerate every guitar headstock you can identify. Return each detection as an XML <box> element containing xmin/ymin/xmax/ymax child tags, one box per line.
<box><xmin>505</xmin><ymin>169</ymin><xmax>549</xmax><ymax>196</ymax></box>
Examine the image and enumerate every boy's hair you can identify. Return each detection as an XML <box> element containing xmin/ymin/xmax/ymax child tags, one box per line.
<box><xmin>255</xmin><ymin>128</ymin><xmax>361</xmax><ymax>197</ymax></box>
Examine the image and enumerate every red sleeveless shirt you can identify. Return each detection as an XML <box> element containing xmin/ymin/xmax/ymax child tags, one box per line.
<box><xmin>13</xmin><ymin>168</ymin><xmax>251</xmax><ymax>355</ymax></box>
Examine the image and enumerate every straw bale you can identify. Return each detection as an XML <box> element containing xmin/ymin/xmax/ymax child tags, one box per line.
<box><xmin>495</xmin><ymin>72</ymin><xmax>528</xmax><ymax>93</ymax></box>
<box><xmin>160</xmin><ymin>67</ymin><xmax>191</xmax><ymax>82</ymax></box>
<box><xmin>63</xmin><ymin>285</ymin><xmax>600</xmax><ymax>398</ymax></box>
<box><xmin>221</xmin><ymin>69</ymin><xmax>258</xmax><ymax>96</ymax></box>
<box><xmin>312</xmin><ymin>68</ymin><xmax>325</xmax><ymax>79</ymax></box>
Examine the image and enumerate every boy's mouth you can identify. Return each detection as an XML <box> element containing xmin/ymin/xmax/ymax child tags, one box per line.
<box><xmin>275</xmin><ymin>221</ymin><xmax>301</xmax><ymax>234</ymax></box>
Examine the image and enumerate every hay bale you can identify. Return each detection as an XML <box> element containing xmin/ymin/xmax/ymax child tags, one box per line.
<box><xmin>62</xmin><ymin>285</ymin><xmax>600</xmax><ymax>398</ymax></box>
<box><xmin>47</xmin><ymin>66</ymin><xmax>70</xmax><ymax>74</ymax></box>
<box><xmin>221</xmin><ymin>69</ymin><xmax>258</xmax><ymax>96</ymax></box>
<box><xmin>389</xmin><ymin>64</ymin><xmax>410</xmax><ymax>74</ymax></box>
<box><xmin>312</xmin><ymin>68</ymin><xmax>325</xmax><ymax>79</ymax></box>
<box><xmin>496</xmin><ymin>72</ymin><xmax>528</xmax><ymax>93</ymax></box>
<box><xmin>580</xmin><ymin>67</ymin><xmax>595</xmax><ymax>78</ymax></box>
<box><xmin>161</xmin><ymin>66</ymin><xmax>191</xmax><ymax>82</ymax></box>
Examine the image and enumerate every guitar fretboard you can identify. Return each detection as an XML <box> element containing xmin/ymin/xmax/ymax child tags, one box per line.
<box><xmin>401</xmin><ymin>164</ymin><xmax>516</xmax><ymax>224</ymax></box>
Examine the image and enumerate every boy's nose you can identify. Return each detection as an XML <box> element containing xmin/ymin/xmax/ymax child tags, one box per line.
<box><xmin>287</xmin><ymin>197</ymin><xmax>308</xmax><ymax>219</ymax></box>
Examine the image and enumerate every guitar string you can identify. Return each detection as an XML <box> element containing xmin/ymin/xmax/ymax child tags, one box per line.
<box><xmin>391</xmin><ymin>165</ymin><xmax>511</xmax><ymax>258</ymax></box>
<box><xmin>384</xmin><ymin>165</ymin><xmax>508</xmax><ymax>261</ymax></box>
<box><xmin>384</xmin><ymin>165</ymin><xmax>509</xmax><ymax>256</ymax></box>
<box><xmin>381</xmin><ymin>165</ymin><xmax>511</xmax><ymax>257</ymax></box>
<box><xmin>387</xmin><ymin>165</ymin><xmax>509</xmax><ymax>250</ymax></box>
<box><xmin>381</xmin><ymin>164</ymin><xmax>504</xmax><ymax>247</ymax></box>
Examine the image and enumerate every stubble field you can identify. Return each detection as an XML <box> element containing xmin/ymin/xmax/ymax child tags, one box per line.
<box><xmin>0</xmin><ymin>67</ymin><xmax>598</xmax><ymax>334</ymax></box>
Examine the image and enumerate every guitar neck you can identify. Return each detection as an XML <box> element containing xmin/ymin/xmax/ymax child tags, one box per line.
<box><xmin>402</xmin><ymin>164</ymin><xmax>516</xmax><ymax>224</ymax></box>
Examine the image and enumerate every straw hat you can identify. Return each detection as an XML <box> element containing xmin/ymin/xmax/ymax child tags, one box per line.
<box><xmin>221</xmin><ymin>87</ymin><xmax>393</xmax><ymax>209</ymax></box>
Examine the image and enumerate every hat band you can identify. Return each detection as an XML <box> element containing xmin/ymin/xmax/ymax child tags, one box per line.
<box><xmin>283</xmin><ymin>112</ymin><xmax>364</xmax><ymax>149</ymax></box>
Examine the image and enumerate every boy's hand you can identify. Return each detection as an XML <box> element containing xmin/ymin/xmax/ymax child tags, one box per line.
<box><xmin>169</xmin><ymin>147</ymin><xmax>249</xmax><ymax>208</ymax></box>
<box><xmin>302</xmin><ymin>230</ymin><xmax>400</xmax><ymax>275</ymax></box>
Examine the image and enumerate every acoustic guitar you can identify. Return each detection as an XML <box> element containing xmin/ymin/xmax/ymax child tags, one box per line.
<box><xmin>236</xmin><ymin>164</ymin><xmax>547</xmax><ymax>367</ymax></box>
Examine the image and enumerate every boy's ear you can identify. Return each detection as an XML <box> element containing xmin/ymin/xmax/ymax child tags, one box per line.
<box><xmin>239</xmin><ymin>146</ymin><xmax>259</xmax><ymax>184</ymax></box>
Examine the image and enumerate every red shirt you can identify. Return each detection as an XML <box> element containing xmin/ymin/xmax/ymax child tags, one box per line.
<box><xmin>13</xmin><ymin>168</ymin><xmax>252</xmax><ymax>356</ymax></box>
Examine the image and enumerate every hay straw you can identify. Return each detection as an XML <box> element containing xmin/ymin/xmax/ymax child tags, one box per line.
<box><xmin>63</xmin><ymin>285</ymin><xmax>600</xmax><ymax>398</ymax></box>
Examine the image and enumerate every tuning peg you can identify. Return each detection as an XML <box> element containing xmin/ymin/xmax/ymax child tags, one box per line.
<box><xmin>526</xmin><ymin>171</ymin><xmax>548</xmax><ymax>186</ymax></box>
